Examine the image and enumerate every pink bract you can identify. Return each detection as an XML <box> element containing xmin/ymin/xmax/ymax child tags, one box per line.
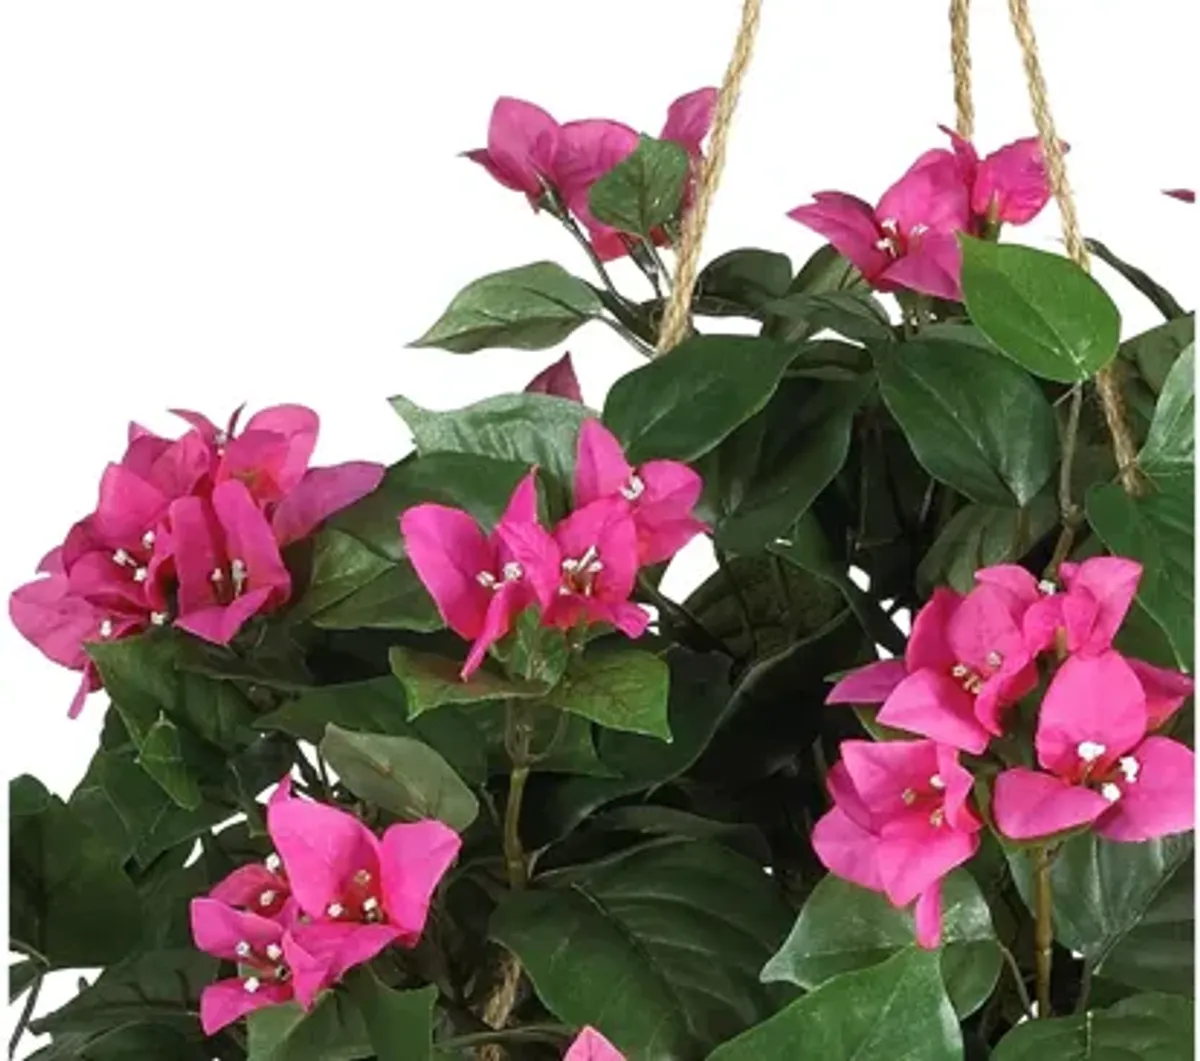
<box><xmin>565</xmin><ymin>1026</ymin><xmax>626</xmax><ymax>1061</ymax></box>
<box><xmin>465</xmin><ymin>97</ymin><xmax>562</xmax><ymax>204</ymax></box>
<box><xmin>525</xmin><ymin>352</ymin><xmax>584</xmax><ymax>402</ymax></box>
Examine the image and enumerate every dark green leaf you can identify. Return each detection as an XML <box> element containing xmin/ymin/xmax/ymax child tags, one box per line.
<box><xmin>878</xmin><ymin>337</ymin><xmax>1058</xmax><ymax>506</ymax></box>
<box><xmin>961</xmin><ymin>237</ymin><xmax>1121</xmax><ymax>382</ymax></box>
<box><xmin>547</xmin><ymin>647</ymin><xmax>670</xmax><ymax>739</ymax></box>
<box><xmin>136</xmin><ymin>715</ymin><xmax>202</xmax><ymax>810</ymax></box>
<box><xmin>708</xmin><ymin>947</ymin><xmax>962</xmax><ymax>1061</ymax></box>
<box><xmin>760</xmin><ymin>870</ymin><xmax>1001</xmax><ymax>1018</ymax></box>
<box><xmin>992</xmin><ymin>992</ymin><xmax>1192</xmax><ymax>1060</ymax></box>
<box><xmin>247</xmin><ymin>991</ymin><xmax>372</xmax><ymax>1061</ymax></box>
<box><xmin>588</xmin><ymin>136</ymin><xmax>689</xmax><ymax>237</ymax></box>
<box><xmin>602</xmin><ymin>335</ymin><xmax>798</xmax><ymax>464</ymax></box>
<box><xmin>9</xmin><ymin>960</ymin><xmax>38</xmax><ymax>1004</ymax></box>
<box><xmin>1086</xmin><ymin>237</ymin><xmax>1186</xmax><ymax>321</ymax></box>
<box><xmin>762</xmin><ymin>291</ymin><xmax>894</xmax><ymax>347</ymax></box>
<box><xmin>1120</xmin><ymin>315</ymin><xmax>1195</xmax><ymax>393</ymax></box>
<box><xmin>457</xmin><ymin>700</ymin><xmax>612</xmax><ymax>778</ymax></box>
<box><xmin>788</xmin><ymin>243</ymin><xmax>869</xmax><ymax>296</ymax></box>
<box><xmin>1139</xmin><ymin>342</ymin><xmax>1194</xmax><ymax>482</ymax></box>
<box><xmin>319</xmin><ymin>723</ymin><xmax>479</xmax><ymax>830</ymax></box>
<box><xmin>492</xmin><ymin>841</ymin><xmax>793</xmax><ymax>1059</ymax></box>
<box><xmin>311</xmin><ymin>563</ymin><xmax>443</xmax><ymax>632</ymax></box>
<box><xmin>389</xmin><ymin>646</ymin><xmax>546</xmax><ymax>719</ymax></box>
<box><xmin>347</xmin><ymin>970</ymin><xmax>436</xmax><ymax>1061</ymax></box>
<box><xmin>411</xmin><ymin>261</ymin><xmax>603</xmax><ymax>353</ymax></box>
<box><xmin>289</xmin><ymin>528</ymin><xmax>394</xmax><ymax>621</ymax></box>
<box><xmin>715</xmin><ymin>376</ymin><xmax>872</xmax><ymax>553</ymax></box>
<box><xmin>391</xmin><ymin>391</ymin><xmax>587</xmax><ymax>490</ymax></box>
<box><xmin>695</xmin><ymin>248</ymin><xmax>793</xmax><ymax>314</ymax></box>
<box><xmin>10</xmin><ymin>775</ymin><xmax>141</xmax><ymax>970</ymax></box>
<box><xmin>1104</xmin><ymin>855</ymin><xmax>1194</xmax><ymax>997</ymax></box>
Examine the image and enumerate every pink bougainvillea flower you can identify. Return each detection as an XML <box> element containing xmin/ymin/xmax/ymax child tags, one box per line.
<box><xmin>1164</xmin><ymin>189</ymin><xmax>1195</xmax><ymax>203</ymax></box>
<box><xmin>992</xmin><ymin>651</ymin><xmax>1196</xmax><ymax>843</ymax></box>
<box><xmin>465</xmin><ymin>97</ymin><xmax>562</xmax><ymax>205</ymax></box>
<box><xmin>660</xmin><ymin>87</ymin><xmax>718</xmax><ymax>158</ymax></box>
<box><xmin>265</xmin><ymin>778</ymin><xmax>461</xmax><ymax>995</ymax></box>
<box><xmin>556</xmin><ymin>118</ymin><xmax>643</xmax><ymax>260</ymax></box>
<box><xmin>269</xmin><ymin>461</ymin><xmax>385</xmax><ymax>548</ymax></box>
<box><xmin>190</xmin><ymin>898</ymin><xmax>308</xmax><ymax>1034</ymax></box>
<box><xmin>525</xmin><ymin>352</ymin><xmax>583</xmax><ymax>402</ymax></box>
<box><xmin>574</xmin><ymin>419</ymin><xmax>706</xmax><ymax>566</ymax></box>
<box><xmin>939</xmin><ymin>126</ymin><xmax>1058</xmax><ymax>227</ymax></box>
<box><xmin>812</xmin><ymin>739</ymin><xmax>982</xmax><ymax>948</ymax></box>
<box><xmin>829</xmin><ymin>569</ymin><xmax>1039</xmax><ymax>753</ymax></box>
<box><xmin>1023</xmin><ymin>556</ymin><xmax>1141</xmax><ymax>657</ymax></box>
<box><xmin>171</xmin><ymin>480</ymin><xmax>293</xmax><ymax>645</ymax></box>
<box><xmin>401</xmin><ymin>471</ymin><xmax>555</xmax><ymax>678</ymax></box>
<box><xmin>787</xmin><ymin>151</ymin><xmax>970</xmax><ymax>301</ymax></box>
<box><xmin>565</xmin><ymin>1026</ymin><xmax>625</xmax><ymax>1061</ymax></box>
<box><xmin>209</xmin><ymin>782</ymin><xmax>295</xmax><ymax>918</ymax></box>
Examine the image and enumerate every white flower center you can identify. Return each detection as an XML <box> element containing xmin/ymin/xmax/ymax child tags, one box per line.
<box><xmin>150</xmin><ymin>611</ymin><xmax>168</xmax><ymax>626</ymax></box>
<box><xmin>1118</xmin><ymin>755</ymin><xmax>1140</xmax><ymax>784</ymax></box>
<box><xmin>502</xmin><ymin>561</ymin><xmax>523</xmax><ymax>582</ymax></box>
<box><xmin>476</xmin><ymin>570</ymin><xmax>498</xmax><ymax>589</ymax></box>
<box><xmin>132</xmin><ymin>567</ymin><xmax>148</xmax><ymax>583</ymax></box>
<box><xmin>985</xmin><ymin>650</ymin><xmax>1003</xmax><ymax>669</ymax></box>
<box><xmin>142</xmin><ymin>530</ymin><xmax>156</xmax><ymax>550</ymax></box>
<box><xmin>621</xmin><ymin>474</ymin><xmax>646</xmax><ymax>502</ymax></box>
<box><xmin>243</xmin><ymin>976</ymin><xmax>261</xmax><ymax>994</ymax></box>
<box><xmin>258</xmin><ymin>889</ymin><xmax>277</xmax><ymax>907</ymax></box>
<box><xmin>99</xmin><ymin>619</ymin><xmax>114</xmax><ymax>639</ymax></box>
<box><xmin>929</xmin><ymin>808</ymin><xmax>945</xmax><ymax>827</ymax></box>
<box><xmin>234</xmin><ymin>940</ymin><xmax>251</xmax><ymax>958</ymax></box>
<box><xmin>1100</xmin><ymin>782</ymin><xmax>1122</xmax><ymax>803</ymax></box>
<box><xmin>112</xmin><ymin>548</ymin><xmax>133</xmax><ymax>567</ymax></box>
<box><xmin>327</xmin><ymin>902</ymin><xmax>345</xmax><ymax>919</ymax></box>
<box><xmin>265</xmin><ymin>943</ymin><xmax>283</xmax><ymax>962</ymax></box>
<box><xmin>265</xmin><ymin>853</ymin><xmax>282</xmax><ymax>874</ymax></box>
<box><xmin>1077</xmin><ymin>741</ymin><xmax>1107</xmax><ymax>763</ymax></box>
<box><xmin>901</xmin><ymin>788</ymin><xmax>917</xmax><ymax>806</ymax></box>
<box><xmin>230</xmin><ymin>558</ymin><xmax>248</xmax><ymax>596</ymax></box>
<box><xmin>929</xmin><ymin>774</ymin><xmax>946</xmax><ymax>790</ymax></box>
<box><xmin>1038</xmin><ymin>579</ymin><xmax>1057</xmax><ymax>596</ymax></box>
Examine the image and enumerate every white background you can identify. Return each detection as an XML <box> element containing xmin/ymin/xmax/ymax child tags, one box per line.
<box><xmin>1</xmin><ymin>1</ymin><xmax>1194</xmax><ymax>1049</ymax></box>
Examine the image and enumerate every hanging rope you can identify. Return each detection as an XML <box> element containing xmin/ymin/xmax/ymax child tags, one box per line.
<box><xmin>949</xmin><ymin>0</ymin><xmax>974</xmax><ymax>139</ymax></box>
<box><xmin>1005</xmin><ymin>0</ymin><xmax>1142</xmax><ymax>494</ymax></box>
<box><xmin>656</xmin><ymin>0</ymin><xmax>764</xmax><ymax>354</ymax></box>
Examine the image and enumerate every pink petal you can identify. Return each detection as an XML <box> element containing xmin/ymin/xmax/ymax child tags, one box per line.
<box><xmin>200</xmin><ymin>977</ymin><xmax>290</xmax><ymax>1036</ymax></box>
<box><xmin>462</xmin><ymin>581</ymin><xmax>533</xmax><ymax>679</ymax></box>
<box><xmin>1060</xmin><ymin>557</ymin><xmax>1142</xmax><ymax>655</ymax></box>
<box><xmin>170</xmin><ymin>408</ymin><xmax>223</xmax><ymax>444</ymax></box>
<box><xmin>219</xmin><ymin>430</ymin><xmax>293</xmax><ymax>502</ymax></box>
<box><xmin>633</xmin><ymin>460</ymin><xmax>706</xmax><ymax>565</ymax></box>
<box><xmin>475</xmin><ymin>97</ymin><xmax>560</xmax><ymax>200</ymax></box>
<box><xmin>9</xmin><ymin>574</ymin><xmax>102</xmax><ymax>671</ymax></box>
<box><xmin>1164</xmin><ymin>189</ymin><xmax>1195</xmax><ymax>204</ymax></box>
<box><xmin>167</xmin><ymin>495</ymin><xmax>220</xmax><ymax>617</ymax></box>
<box><xmin>787</xmin><ymin>192</ymin><xmax>889</xmax><ymax>282</ymax></box>
<box><xmin>948</xmin><ymin>583</ymin><xmax>1031</xmax><ymax>682</ymax></box>
<box><xmin>877</xmin><ymin>822</ymin><xmax>978</xmax><ymax>907</ymax></box>
<box><xmin>556</xmin><ymin>498</ymin><xmax>641</xmax><ymax>602</ymax></box>
<box><xmin>175</xmin><ymin>587</ymin><xmax>276</xmax><ymax>645</ymax></box>
<box><xmin>1022</xmin><ymin>596</ymin><xmax>1063</xmax><ymax>655</ymax></box>
<box><xmin>992</xmin><ymin>768</ymin><xmax>1109</xmax><ymax>840</ymax></box>
<box><xmin>243</xmin><ymin>405</ymin><xmax>320</xmax><ymax>493</ymax></box>
<box><xmin>826</xmin><ymin>659</ymin><xmax>908</xmax><ymax>705</ymax></box>
<box><xmin>565</xmin><ymin>1026</ymin><xmax>626</xmax><ymax>1061</ymax></box>
<box><xmin>494</xmin><ymin>518</ymin><xmax>562</xmax><ymax>611</ymax></box>
<box><xmin>144</xmin><ymin>430</ymin><xmax>213</xmax><ymax>498</ymax></box>
<box><xmin>826</xmin><ymin>761</ymin><xmax>875</xmax><ymax>832</ymax></box>
<box><xmin>399</xmin><ymin>504</ymin><xmax>493</xmax><ymax>640</ymax></box>
<box><xmin>913</xmin><ymin>883</ymin><xmax>944</xmax><ymax>950</ymax></box>
<box><xmin>92</xmin><ymin>463</ymin><xmax>170</xmax><ymax>546</ymax></box>
<box><xmin>272</xmin><ymin>462</ymin><xmax>385</xmax><ymax>547</ymax></box>
<box><xmin>67</xmin><ymin>551</ymin><xmax>147</xmax><ymax>612</ymax></box>
<box><xmin>936</xmin><ymin>124</ymin><xmax>980</xmax><ymax>182</ymax></box>
<box><xmin>1036</xmin><ymin>652</ymin><xmax>1147</xmax><ymax>774</ymax></box>
<box><xmin>555</xmin><ymin>119</ymin><xmax>640</xmax><ymax>203</ymax></box>
<box><xmin>839</xmin><ymin>739</ymin><xmax>941</xmax><ymax>819</ymax></box>
<box><xmin>974</xmin><ymin>563</ymin><xmax>1040</xmax><ymax>608</ymax></box>
<box><xmin>378</xmin><ymin>820</ymin><xmax>462</xmax><ymax>945</ymax></box>
<box><xmin>209</xmin><ymin>864</ymin><xmax>286</xmax><ymax>909</ymax></box>
<box><xmin>266</xmin><ymin>796</ymin><xmax>381</xmax><ymax>919</ymax></box>
<box><xmin>498</xmin><ymin>469</ymin><xmax>542</xmax><ymax>529</ymax></box>
<box><xmin>1126</xmin><ymin>657</ymin><xmax>1194</xmax><ymax>729</ymax></box>
<box><xmin>880</xmin><ymin>231</ymin><xmax>963</xmax><ymax>301</ymax></box>
<box><xmin>287</xmin><ymin>921</ymin><xmax>400</xmax><ymax>995</ymax></box>
<box><xmin>877</xmin><ymin>670</ymin><xmax>991</xmax><ymax>754</ymax></box>
<box><xmin>212</xmin><ymin>479</ymin><xmax>292</xmax><ymax>600</ymax></box>
<box><xmin>974</xmin><ymin>137</ymin><xmax>1057</xmax><ymax>225</ymax></box>
<box><xmin>906</xmin><ymin>588</ymin><xmax>962</xmax><ymax>673</ymax></box>
<box><xmin>524</xmin><ymin>352</ymin><xmax>583</xmax><ymax>402</ymax></box>
<box><xmin>974</xmin><ymin>661</ymin><xmax>1039</xmax><ymax>737</ymax></box>
<box><xmin>877</xmin><ymin>153</ymin><xmax>971</xmax><ymax>235</ymax></box>
<box><xmin>1096</xmin><ymin>736</ymin><xmax>1195</xmax><ymax>842</ymax></box>
<box><xmin>36</xmin><ymin>546</ymin><xmax>65</xmax><ymax>574</ymax></box>
<box><xmin>812</xmin><ymin>806</ymin><xmax>885</xmax><ymax>893</ymax></box>
<box><xmin>660</xmin><ymin>87</ymin><xmax>718</xmax><ymax>156</ymax></box>
<box><xmin>936</xmin><ymin>744</ymin><xmax>982</xmax><ymax>832</ymax></box>
<box><xmin>575</xmin><ymin>419</ymin><xmax>633</xmax><ymax>509</ymax></box>
<box><xmin>593</xmin><ymin>599</ymin><xmax>652</xmax><ymax>639</ymax></box>
<box><xmin>282</xmin><ymin>929</ymin><xmax>339</xmax><ymax>1009</ymax></box>
<box><xmin>190</xmin><ymin>898</ymin><xmax>283</xmax><ymax>960</ymax></box>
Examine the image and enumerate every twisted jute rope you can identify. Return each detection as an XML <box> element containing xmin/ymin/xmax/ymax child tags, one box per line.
<box><xmin>949</xmin><ymin>0</ymin><xmax>974</xmax><ymax>139</ymax></box>
<box><xmin>1004</xmin><ymin>0</ymin><xmax>1142</xmax><ymax>494</ymax></box>
<box><xmin>655</xmin><ymin>0</ymin><xmax>764</xmax><ymax>354</ymax></box>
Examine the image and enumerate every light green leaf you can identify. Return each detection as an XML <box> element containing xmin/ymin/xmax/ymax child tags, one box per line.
<box><xmin>136</xmin><ymin>715</ymin><xmax>202</xmax><ymax>810</ymax></box>
<box><xmin>1140</xmin><ymin>342</ymin><xmax>1194</xmax><ymax>482</ymax></box>
<box><xmin>389</xmin><ymin>645</ymin><xmax>547</xmax><ymax>718</ymax></box>
<box><xmin>247</xmin><ymin>992</ymin><xmax>372</xmax><ymax>1061</ymax></box>
<box><xmin>588</xmin><ymin>135</ymin><xmax>689</xmax><ymax>237</ymax></box>
<box><xmin>547</xmin><ymin>647</ymin><xmax>670</xmax><ymax>739</ymax></box>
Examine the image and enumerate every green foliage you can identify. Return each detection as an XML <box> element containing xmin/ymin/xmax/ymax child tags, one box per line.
<box><xmin>588</xmin><ymin>135</ymin><xmax>690</xmax><ymax>238</ymax></box>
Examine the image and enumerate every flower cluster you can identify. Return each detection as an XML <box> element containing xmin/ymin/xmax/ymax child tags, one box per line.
<box><xmin>819</xmin><ymin>557</ymin><xmax>1194</xmax><ymax>945</ymax></box>
<box><xmin>9</xmin><ymin>405</ymin><xmax>383</xmax><ymax>717</ymax></box>
<box><xmin>401</xmin><ymin>419</ymin><xmax>706</xmax><ymax>678</ymax></box>
<box><xmin>788</xmin><ymin>126</ymin><xmax>1059</xmax><ymax>301</ymax></box>
<box><xmin>466</xmin><ymin>88</ymin><xmax>717</xmax><ymax>260</ymax></box>
<box><xmin>191</xmin><ymin>776</ymin><xmax>460</xmax><ymax>1034</ymax></box>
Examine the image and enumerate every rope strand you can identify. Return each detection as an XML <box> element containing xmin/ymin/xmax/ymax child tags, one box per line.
<box><xmin>949</xmin><ymin>0</ymin><xmax>974</xmax><ymax>139</ymax></box>
<box><xmin>656</xmin><ymin>0</ymin><xmax>764</xmax><ymax>354</ymax></box>
<box><xmin>1005</xmin><ymin>0</ymin><xmax>1141</xmax><ymax>494</ymax></box>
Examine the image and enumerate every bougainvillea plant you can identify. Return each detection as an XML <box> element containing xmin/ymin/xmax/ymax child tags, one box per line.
<box><xmin>8</xmin><ymin>77</ymin><xmax>1195</xmax><ymax>1061</ymax></box>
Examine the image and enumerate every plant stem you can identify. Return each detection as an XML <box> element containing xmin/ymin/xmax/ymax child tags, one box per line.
<box><xmin>600</xmin><ymin>315</ymin><xmax>656</xmax><ymax>359</ymax></box>
<box><xmin>501</xmin><ymin>705</ymin><xmax>532</xmax><ymax>891</ymax></box>
<box><xmin>9</xmin><ymin>968</ymin><xmax>44</xmax><ymax>1059</ymax></box>
<box><xmin>560</xmin><ymin>213</ymin><xmax>622</xmax><ymax>304</ymax></box>
<box><xmin>1033</xmin><ymin>844</ymin><xmax>1055</xmax><ymax>1018</ymax></box>
<box><xmin>996</xmin><ymin>942</ymin><xmax>1035</xmax><ymax>1020</ymax></box>
<box><xmin>1075</xmin><ymin>957</ymin><xmax>1094</xmax><ymax>1015</ymax></box>
<box><xmin>440</xmin><ymin>1024</ymin><xmax>573</xmax><ymax>1051</ymax></box>
<box><xmin>646</xmin><ymin>241</ymin><xmax>675</xmax><ymax>293</ymax></box>
<box><xmin>1044</xmin><ymin>383</ymin><xmax>1084</xmax><ymax>579</ymax></box>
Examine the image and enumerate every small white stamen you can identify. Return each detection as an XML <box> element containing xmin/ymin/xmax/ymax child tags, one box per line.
<box><xmin>234</xmin><ymin>940</ymin><xmax>252</xmax><ymax>958</ymax></box>
<box><xmin>1100</xmin><ymin>782</ymin><xmax>1122</xmax><ymax>803</ymax></box>
<box><xmin>213</xmin><ymin>430</ymin><xmax>229</xmax><ymax>447</ymax></box>
<box><xmin>560</xmin><ymin>558</ymin><xmax>579</xmax><ymax>574</ymax></box>
<box><xmin>132</xmin><ymin>567</ymin><xmax>148</xmax><ymax>583</ymax></box>
<box><xmin>327</xmin><ymin>902</ymin><xmax>345</xmax><ymax>918</ymax></box>
<box><xmin>230</xmin><ymin>558</ymin><xmax>248</xmax><ymax>595</ymax></box>
<box><xmin>910</xmin><ymin>222</ymin><xmax>929</xmax><ymax>237</ymax></box>
<box><xmin>353</xmin><ymin>869</ymin><xmax>372</xmax><ymax>886</ymax></box>
<box><xmin>901</xmin><ymin>788</ymin><xmax>917</xmax><ymax>806</ymax></box>
<box><xmin>929</xmin><ymin>808</ymin><xmax>946</xmax><ymax>827</ymax></box>
<box><xmin>265</xmin><ymin>853</ymin><xmax>282</xmax><ymax>874</ymax></box>
<box><xmin>150</xmin><ymin>611</ymin><xmax>167</xmax><ymax>626</ymax></box>
<box><xmin>929</xmin><ymin>774</ymin><xmax>946</xmax><ymax>790</ymax></box>
<box><xmin>951</xmin><ymin>664</ymin><xmax>969</xmax><ymax>678</ymax></box>
<box><xmin>879</xmin><ymin>217</ymin><xmax>899</xmax><ymax>234</ymax></box>
<box><xmin>142</xmin><ymin>530</ymin><xmax>156</xmax><ymax>549</ymax></box>
<box><xmin>475</xmin><ymin>570</ymin><xmax>498</xmax><ymax>589</ymax></box>
<box><xmin>621</xmin><ymin>474</ymin><xmax>646</xmax><ymax>502</ymax></box>
<box><xmin>362</xmin><ymin>896</ymin><xmax>379</xmax><ymax>913</ymax></box>
<box><xmin>501</xmin><ymin>561</ymin><xmax>523</xmax><ymax>582</ymax></box>
<box><xmin>113</xmin><ymin>548</ymin><xmax>132</xmax><ymax>567</ymax></box>
<box><xmin>258</xmin><ymin>889</ymin><xmax>277</xmax><ymax>907</ymax></box>
<box><xmin>874</xmin><ymin>237</ymin><xmax>894</xmax><ymax>251</ymax></box>
<box><xmin>557</xmin><ymin>585</ymin><xmax>572</xmax><ymax>596</ymax></box>
<box><xmin>1038</xmin><ymin>579</ymin><xmax>1057</xmax><ymax>596</ymax></box>
<box><xmin>1118</xmin><ymin>756</ymin><xmax>1140</xmax><ymax>784</ymax></box>
<box><xmin>265</xmin><ymin>943</ymin><xmax>283</xmax><ymax>961</ymax></box>
<box><xmin>1077</xmin><ymin>741</ymin><xmax>1107</xmax><ymax>763</ymax></box>
<box><xmin>985</xmin><ymin>650</ymin><xmax>1003</xmax><ymax>669</ymax></box>
<box><xmin>243</xmin><ymin>976</ymin><xmax>261</xmax><ymax>994</ymax></box>
<box><xmin>210</xmin><ymin>568</ymin><xmax>225</xmax><ymax>584</ymax></box>
<box><xmin>99</xmin><ymin>619</ymin><xmax>114</xmax><ymax>639</ymax></box>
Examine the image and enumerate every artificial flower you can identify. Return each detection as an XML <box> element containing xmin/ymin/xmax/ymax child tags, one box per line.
<box><xmin>525</xmin><ymin>352</ymin><xmax>583</xmax><ymax>401</ymax></box>
<box><xmin>564</xmin><ymin>1026</ymin><xmax>625</xmax><ymax>1060</ymax></box>
<box><xmin>465</xmin><ymin>97</ymin><xmax>562</xmax><ymax>205</ymax></box>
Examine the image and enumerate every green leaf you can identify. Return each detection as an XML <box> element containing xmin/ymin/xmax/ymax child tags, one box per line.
<box><xmin>30</xmin><ymin>949</ymin><xmax>215</xmax><ymax>1035</ymax></box>
<box><xmin>288</xmin><ymin>528</ymin><xmax>395</xmax><ymax>621</ymax></box>
<box><xmin>1086</xmin><ymin>237</ymin><xmax>1186</xmax><ymax>321</ymax></box>
<box><xmin>1120</xmin><ymin>315</ymin><xmax>1195</xmax><ymax>393</ymax></box>
<box><xmin>136</xmin><ymin>715</ymin><xmax>202</xmax><ymax>810</ymax></box>
<box><xmin>960</xmin><ymin>237</ymin><xmax>1121</xmax><ymax>382</ymax></box>
<box><xmin>346</xmin><ymin>970</ymin><xmax>436</xmax><ymax>1061</ymax></box>
<box><xmin>1104</xmin><ymin>855</ymin><xmax>1194</xmax><ymax>997</ymax></box>
<box><xmin>10</xmin><ymin>775</ymin><xmax>141</xmax><ymax>970</ymax></box>
<box><xmin>1088</xmin><ymin>478</ymin><xmax>1194</xmax><ymax>669</ymax></box>
<box><xmin>391</xmin><ymin>391</ymin><xmax>587</xmax><ymax>490</ymax></box>
<box><xmin>311</xmin><ymin>563</ymin><xmax>443</xmax><ymax>631</ymax></box>
<box><xmin>255</xmin><ymin>677</ymin><xmax>487</xmax><ymax>785</ymax></box>
<box><xmin>992</xmin><ymin>992</ymin><xmax>1193</xmax><ymax>1060</ymax></box>
<box><xmin>247</xmin><ymin>991</ymin><xmax>372</xmax><ymax>1061</ymax></box>
<box><xmin>707</xmin><ymin>947</ymin><xmax>962</xmax><ymax>1061</ymax></box>
<box><xmin>458</xmin><ymin>700</ymin><xmax>613</xmax><ymax>778</ymax></box>
<box><xmin>491</xmin><ymin>841</ymin><xmax>793</xmax><ymax>1059</ymax></box>
<box><xmin>714</xmin><ymin>376</ymin><xmax>872</xmax><ymax>553</ymax></box>
<box><xmin>788</xmin><ymin>243</ymin><xmax>869</xmax><ymax>296</ymax></box>
<box><xmin>9</xmin><ymin>960</ymin><xmax>38</xmax><ymax>1003</ymax></box>
<box><xmin>389</xmin><ymin>645</ymin><xmax>547</xmax><ymax>719</ymax></box>
<box><xmin>878</xmin><ymin>336</ymin><xmax>1058</xmax><ymax>505</ymax></box>
<box><xmin>588</xmin><ymin>135</ymin><xmax>689</xmax><ymax>237</ymax></box>
<box><xmin>762</xmin><ymin>291</ymin><xmax>894</xmax><ymax>347</ymax></box>
<box><xmin>33</xmin><ymin>1024</ymin><xmax>211</xmax><ymax>1061</ymax></box>
<box><xmin>1008</xmin><ymin>833</ymin><xmax>1192</xmax><ymax>992</ymax></box>
<box><xmin>1139</xmin><ymin>341</ymin><xmax>1194</xmax><ymax>482</ymax></box>
<box><xmin>411</xmin><ymin>261</ymin><xmax>603</xmax><ymax>353</ymax></box>
<box><xmin>695</xmin><ymin>248</ymin><xmax>793</xmax><ymax>314</ymax></box>
<box><xmin>918</xmin><ymin>497</ymin><xmax>1058</xmax><ymax>594</ymax></box>
<box><xmin>760</xmin><ymin>871</ymin><xmax>1001</xmax><ymax>1018</ymax></box>
<box><xmin>602</xmin><ymin>335</ymin><xmax>799</xmax><ymax>464</ymax></box>
<box><xmin>546</xmin><ymin>646</ymin><xmax>670</xmax><ymax>739</ymax></box>
<box><xmin>319</xmin><ymin>723</ymin><xmax>479</xmax><ymax>831</ymax></box>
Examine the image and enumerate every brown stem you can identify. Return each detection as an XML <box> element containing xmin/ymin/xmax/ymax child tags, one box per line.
<box><xmin>1044</xmin><ymin>383</ymin><xmax>1085</xmax><ymax>579</ymax></box>
<box><xmin>1033</xmin><ymin>845</ymin><xmax>1054</xmax><ymax>1017</ymax></box>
